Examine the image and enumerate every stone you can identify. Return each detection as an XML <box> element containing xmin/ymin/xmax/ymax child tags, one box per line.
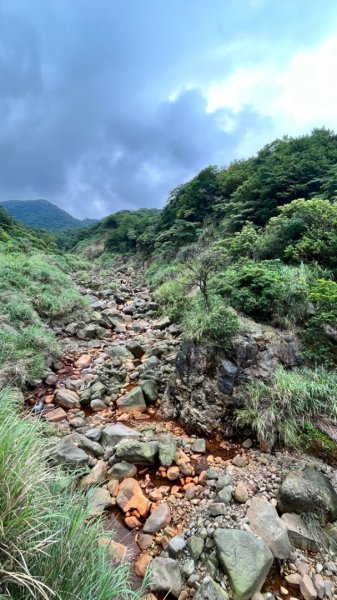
<box><xmin>182</xmin><ymin>559</ymin><xmax>195</xmax><ymax>578</ymax></box>
<box><xmin>79</xmin><ymin>460</ymin><xmax>107</xmax><ymax>490</ymax></box>
<box><xmin>167</xmin><ymin>466</ymin><xmax>180</xmax><ymax>480</ymax></box>
<box><xmin>193</xmin><ymin>576</ymin><xmax>229</xmax><ymax>600</ymax></box>
<box><xmin>247</xmin><ymin>497</ymin><xmax>292</xmax><ymax>559</ymax></box>
<box><xmin>87</xmin><ymin>488</ymin><xmax>112</xmax><ymax>516</ymax></box>
<box><xmin>99</xmin><ymin>537</ymin><xmax>127</xmax><ymax>561</ymax></box>
<box><xmin>116</xmin><ymin>478</ymin><xmax>142</xmax><ymax>511</ymax></box>
<box><xmin>109</xmin><ymin>461</ymin><xmax>137</xmax><ymax>480</ymax></box>
<box><xmin>138</xmin><ymin>533</ymin><xmax>154</xmax><ymax>550</ymax></box>
<box><xmin>285</xmin><ymin>574</ymin><xmax>302</xmax><ymax>587</ymax></box>
<box><xmin>115</xmin><ymin>440</ymin><xmax>158</xmax><ymax>464</ymax></box>
<box><xmin>69</xmin><ymin>433</ymin><xmax>104</xmax><ymax>457</ymax></box>
<box><xmin>86</xmin><ymin>428</ymin><xmax>102</xmax><ymax>442</ymax></box>
<box><xmin>75</xmin><ymin>354</ymin><xmax>91</xmax><ymax>369</ymax></box>
<box><xmin>143</xmin><ymin>503</ymin><xmax>171</xmax><ymax>534</ymax></box>
<box><xmin>116</xmin><ymin>386</ymin><xmax>146</xmax><ymax>413</ymax></box>
<box><xmin>159</xmin><ymin>434</ymin><xmax>177</xmax><ymax>466</ymax></box>
<box><xmin>153</xmin><ymin>316</ymin><xmax>171</xmax><ymax>330</ymax></box>
<box><xmin>140</xmin><ymin>379</ymin><xmax>159</xmax><ymax>403</ymax></box>
<box><xmin>125</xmin><ymin>515</ymin><xmax>142</xmax><ymax>529</ymax></box>
<box><xmin>90</xmin><ymin>399</ymin><xmax>107</xmax><ymax>411</ymax></box>
<box><xmin>281</xmin><ymin>513</ymin><xmax>318</xmax><ymax>552</ymax></box>
<box><xmin>126</xmin><ymin>341</ymin><xmax>145</xmax><ymax>358</ymax></box>
<box><xmin>123</xmin><ymin>493</ymin><xmax>150</xmax><ymax>517</ymax></box>
<box><xmin>150</xmin><ymin>557</ymin><xmax>182</xmax><ymax>598</ymax></box>
<box><xmin>209</xmin><ymin>503</ymin><xmax>227</xmax><ymax>517</ymax></box>
<box><xmin>187</xmin><ymin>536</ymin><xmax>204</xmax><ymax>560</ymax></box>
<box><xmin>278</xmin><ymin>469</ymin><xmax>337</xmax><ymax>522</ymax></box>
<box><xmin>168</xmin><ymin>536</ymin><xmax>187</xmax><ymax>557</ymax></box>
<box><xmin>232</xmin><ymin>455</ymin><xmax>247</xmax><ymax>468</ymax></box>
<box><xmin>300</xmin><ymin>575</ymin><xmax>317</xmax><ymax>600</ymax></box>
<box><xmin>234</xmin><ymin>483</ymin><xmax>249</xmax><ymax>504</ymax></box>
<box><xmin>107</xmin><ymin>479</ymin><xmax>119</xmax><ymax>496</ymax></box>
<box><xmin>215</xmin><ymin>485</ymin><xmax>232</xmax><ymax>504</ymax></box>
<box><xmin>44</xmin><ymin>407</ymin><xmax>67</xmax><ymax>423</ymax></box>
<box><xmin>213</xmin><ymin>529</ymin><xmax>273</xmax><ymax>600</ymax></box>
<box><xmin>108</xmin><ymin>345</ymin><xmax>133</xmax><ymax>360</ymax></box>
<box><xmin>90</xmin><ymin>381</ymin><xmax>106</xmax><ymax>397</ymax></box>
<box><xmin>55</xmin><ymin>388</ymin><xmax>80</xmax><ymax>409</ymax></box>
<box><xmin>54</xmin><ymin>440</ymin><xmax>89</xmax><ymax>469</ymax></box>
<box><xmin>101</xmin><ymin>423</ymin><xmax>140</xmax><ymax>448</ymax></box>
<box><xmin>313</xmin><ymin>574</ymin><xmax>325</xmax><ymax>599</ymax></box>
<box><xmin>135</xmin><ymin>553</ymin><xmax>152</xmax><ymax>577</ymax></box>
<box><xmin>191</xmin><ymin>438</ymin><xmax>206</xmax><ymax>453</ymax></box>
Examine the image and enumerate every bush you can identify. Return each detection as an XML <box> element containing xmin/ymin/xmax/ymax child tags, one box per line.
<box><xmin>0</xmin><ymin>393</ymin><xmax>140</xmax><ymax>599</ymax></box>
<box><xmin>182</xmin><ymin>293</ymin><xmax>239</xmax><ymax>345</ymax></box>
<box><xmin>155</xmin><ymin>278</ymin><xmax>190</xmax><ymax>322</ymax></box>
<box><xmin>214</xmin><ymin>260</ymin><xmax>314</xmax><ymax>328</ymax></box>
<box><xmin>236</xmin><ymin>366</ymin><xmax>337</xmax><ymax>448</ymax></box>
<box><xmin>302</xmin><ymin>279</ymin><xmax>337</xmax><ymax>366</ymax></box>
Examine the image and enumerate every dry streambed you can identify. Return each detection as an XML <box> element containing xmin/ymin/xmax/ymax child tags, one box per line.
<box><xmin>27</xmin><ymin>266</ymin><xmax>337</xmax><ymax>600</ymax></box>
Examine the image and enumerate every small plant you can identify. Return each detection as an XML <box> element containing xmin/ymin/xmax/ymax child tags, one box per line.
<box><xmin>182</xmin><ymin>293</ymin><xmax>239</xmax><ymax>345</ymax></box>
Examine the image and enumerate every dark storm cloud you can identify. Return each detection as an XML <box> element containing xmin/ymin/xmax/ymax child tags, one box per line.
<box><xmin>0</xmin><ymin>0</ymin><xmax>337</xmax><ymax>218</ymax></box>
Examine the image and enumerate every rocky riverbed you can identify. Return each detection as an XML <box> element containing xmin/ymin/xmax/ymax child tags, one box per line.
<box><xmin>27</xmin><ymin>263</ymin><xmax>337</xmax><ymax>600</ymax></box>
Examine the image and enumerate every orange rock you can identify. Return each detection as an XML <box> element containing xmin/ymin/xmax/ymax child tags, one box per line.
<box><xmin>124</xmin><ymin>515</ymin><xmax>141</xmax><ymax>529</ymax></box>
<box><xmin>117</xmin><ymin>478</ymin><xmax>143</xmax><ymax>511</ymax></box>
<box><xmin>167</xmin><ymin>466</ymin><xmax>180</xmax><ymax>481</ymax></box>
<box><xmin>123</xmin><ymin>493</ymin><xmax>150</xmax><ymax>517</ymax></box>
<box><xmin>75</xmin><ymin>354</ymin><xmax>91</xmax><ymax>369</ymax></box>
<box><xmin>99</xmin><ymin>537</ymin><xmax>127</xmax><ymax>561</ymax></box>
<box><xmin>183</xmin><ymin>482</ymin><xmax>195</xmax><ymax>491</ymax></box>
<box><xmin>44</xmin><ymin>407</ymin><xmax>67</xmax><ymax>423</ymax></box>
<box><xmin>107</xmin><ymin>479</ymin><xmax>119</xmax><ymax>497</ymax></box>
<box><xmin>138</xmin><ymin>533</ymin><xmax>154</xmax><ymax>550</ymax></box>
<box><xmin>44</xmin><ymin>394</ymin><xmax>54</xmax><ymax>404</ymax></box>
<box><xmin>135</xmin><ymin>553</ymin><xmax>152</xmax><ymax>577</ymax></box>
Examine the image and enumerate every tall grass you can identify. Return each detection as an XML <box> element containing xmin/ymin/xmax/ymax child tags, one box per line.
<box><xmin>0</xmin><ymin>393</ymin><xmax>140</xmax><ymax>599</ymax></box>
<box><xmin>236</xmin><ymin>366</ymin><xmax>337</xmax><ymax>447</ymax></box>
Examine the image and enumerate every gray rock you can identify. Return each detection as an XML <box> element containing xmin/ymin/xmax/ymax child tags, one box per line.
<box><xmin>213</xmin><ymin>528</ymin><xmax>273</xmax><ymax>600</ymax></box>
<box><xmin>215</xmin><ymin>485</ymin><xmax>232</xmax><ymax>504</ymax></box>
<box><xmin>90</xmin><ymin>399</ymin><xmax>107</xmax><ymax>411</ymax></box>
<box><xmin>281</xmin><ymin>513</ymin><xmax>318</xmax><ymax>552</ymax></box>
<box><xmin>90</xmin><ymin>381</ymin><xmax>106</xmax><ymax>398</ymax></box>
<box><xmin>159</xmin><ymin>434</ymin><xmax>177</xmax><ymax>466</ymax></box>
<box><xmin>101</xmin><ymin>423</ymin><xmax>140</xmax><ymax>449</ymax></box>
<box><xmin>191</xmin><ymin>438</ymin><xmax>206</xmax><ymax>453</ymax></box>
<box><xmin>139</xmin><ymin>379</ymin><xmax>159</xmax><ymax>403</ymax></box>
<box><xmin>278</xmin><ymin>468</ymin><xmax>337</xmax><ymax>522</ymax></box>
<box><xmin>153</xmin><ymin>316</ymin><xmax>171</xmax><ymax>330</ymax></box>
<box><xmin>247</xmin><ymin>496</ymin><xmax>291</xmax><ymax>559</ymax></box>
<box><xmin>79</xmin><ymin>460</ymin><xmax>107</xmax><ymax>490</ymax></box>
<box><xmin>215</xmin><ymin>475</ymin><xmax>232</xmax><ymax>491</ymax></box>
<box><xmin>116</xmin><ymin>386</ymin><xmax>146</xmax><ymax>412</ymax></box>
<box><xmin>300</xmin><ymin>574</ymin><xmax>317</xmax><ymax>600</ymax></box>
<box><xmin>167</xmin><ymin>536</ymin><xmax>187</xmax><ymax>557</ymax></box>
<box><xmin>86</xmin><ymin>488</ymin><xmax>112</xmax><ymax>516</ymax></box>
<box><xmin>54</xmin><ymin>441</ymin><xmax>89</xmax><ymax>469</ymax></box>
<box><xmin>143</xmin><ymin>502</ymin><xmax>171</xmax><ymax>533</ymax></box>
<box><xmin>193</xmin><ymin>576</ymin><xmax>229</xmax><ymax>600</ymax></box>
<box><xmin>187</xmin><ymin>536</ymin><xmax>204</xmax><ymax>560</ymax></box>
<box><xmin>115</xmin><ymin>440</ymin><xmax>158</xmax><ymax>465</ymax></box>
<box><xmin>55</xmin><ymin>389</ymin><xmax>80</xmax><ymax>409</ymax></box>
<box><xmin>126</xmin><ymin>341</ymin><xmax>145</xmax><ymax>358</ymax></box>
<box><xmin>108</xmin><ymin>461</ymin><xmax>137</xmax><ymax>480</ymax></box>
<box><xmin>149</xmin><ymin>557</ymin><xmax>182</xmax><ymax>598</ymax></box>
<box><xmin>68</xmin><ymin>433</ymin><xmax>104</xmax><ymax>457</ymax></box>
<box><xmin>209</xmin><ymin>503</ymin><xmax>227</xmax><ymax>517</ymax></box>
<box><xmin>182</xmin><ymin>559</ymin><xmax>195</xmax><ymax>578</ymax></box>
<box><xmin>107</xmin><ymin>345</ymin><xmax>133</xmax><ymax>361</ymax></box>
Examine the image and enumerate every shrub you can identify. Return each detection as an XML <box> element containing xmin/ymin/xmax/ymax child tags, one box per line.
<box><xmin>155</xmin><ymin>277</ymin><xmax>190</xmax><ymax>322</ymax></box>
<box><xmin>182</xmin><ymin>293</ymin><xmax>239</xmax><ymax>345</ymax></box>
<box><xmin>302</xmin><ymin>279</ymin><xmax>337</xmax><ymax>366</ymax></box>
<box><xmin>236</xmin><ymin>366</ymin><xmax>337</xmax><ymax>447</ymax></box>
<box><xmin>0</xmin><ymin>393</ymin><xmax>140</xmax><ymax>599</ymax></box>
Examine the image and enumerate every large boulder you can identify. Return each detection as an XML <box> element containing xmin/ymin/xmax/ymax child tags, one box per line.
<box><xmin>115</xmin><ymin>440</ymin><xmax>158</xmax><ymax>464</ymax></box>
<box><xmin>213</xmin><ymin>529</ymin><xmax>273</xmax><ymax>600</ymax></box>
<box><xmin>101</xmin><ymin>423</ymin><xmax>140</xmax><ymax>449</ymax></box>
<box><xmin>281</xmin><ymin>513</ymin><xmax>318</xmax><ymax>552</ymax></box>
<box><xmin>54</xmin><ymin>440</ymin><xmax>89</xmax><ymax>469</ymax></box>
<box><xmin>247</xmin><ymin>496</ymin><xmax>292</xmax><ymax>559</ymax></box>
<box><xmin>116</xmin><ymin>386</ymin><xmax>146</xmax><ymax>413</ymax></box>
<box><xmin>193</xmin><ymin>577</ymin><xmax>228</xmax><ymax>600</ymax></box>
<box><xmin>278</xmin><ymin>468</ymin><xmax>337</xmax><ymax>523</ymax></box>
<box><xmin>149</xmin><ymin>557</ymin><xmax>181</xmax><ymax>598</ymax></box>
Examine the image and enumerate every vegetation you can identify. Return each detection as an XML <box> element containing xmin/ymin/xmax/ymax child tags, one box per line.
<box><xmin>1</xmin><ymin>199</ymin><xmax>97</xmax><ymax>232</ymax></box>
<box><xmin>236</xmin><ymin>366</ymin><xmax>337</xmax><ymax>448</ymax></box>
<box><xmin>0</xmin><ymin>393</ymin><xmax>140</xmax><ymax>599</ymax></box>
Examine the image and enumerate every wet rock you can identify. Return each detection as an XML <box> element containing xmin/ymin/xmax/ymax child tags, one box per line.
<box><xmin>247</xmin><ymin>497</ymin><xmax>291</xmax><ymax>559</ymax></box>
<box><xmin>79</xmin><ymin>460</ymin><xmax>107</xmax><ymax>490</ymax></box>
<box><xmin>143</xmin><ymin>502</ymin><xmax>171</xmax><ymax>533</ymax></box>
<box><xmin>213</xmin><ymin>528</ymin><xmax>273</xmax><ymax>600</ymax></box>
<box><xmin>168</xmin><ymin>536</ymin><xmax>187</xmax><ymax>557</ymax></box>
<box><xmin>116</xmin><ymin>386</ymin><xmax>146</xmax><ymax>413</ymax></box>
<box><xmin>109</xmin><ymin>461</ymin><xmax>137</xmax><ymax>480</ymax></box>
<box><xmin>281</xmin><ymin>513</ymin><xmax>318</xmax><ymax>552</ymax></box>
<box><xmin>193</xmin><ymin>576</ymin><xmax>228</xmax><ymax>600</ymax></box>
<box><xmin>115</xmin><ymin>440</ymin><xmax>158</xmax><ymax>465</ymax></box>
<box><xmin>54</xmin><ymin>440</ymin><xmax>89</xmax><ymax>469</ymax></box>
<box><xmin>150</xmin><ymin>557</ymin><xmax>182</xmax><ymax>598</ymax></box>
<box><xmin>55</xmin><ymin>388</ymin><xmax>80</xmax><ymax>409</ymax></box>
<box><xmin>278</xmin><ymin>468</ymin><xmax>337</xmax><ymax>522</ymax></box>
<box><xmin>159</xmin><ymin>434</ymin><xmax>177</xmax><ymax>466</ymax></box>
<box><xmin>139</xmin><ymin>379</ymin><xmax>159</xmax><ymax>403</ymax></box>
<box><xmin>87</xmin><ymin>488</ymin><xmax>112</xmax><ymax>516</ymax></box>
<box><xmin>101</xmin><ymin>423</ymin><xmax>140</xmax><ymax>449</ymax></box>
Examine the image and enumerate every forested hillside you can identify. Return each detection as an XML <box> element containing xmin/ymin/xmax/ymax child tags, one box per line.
<box><xmin>1</xmin><ymin>199</ymin><xmax>97</xmax><ymax>232</ymax></box>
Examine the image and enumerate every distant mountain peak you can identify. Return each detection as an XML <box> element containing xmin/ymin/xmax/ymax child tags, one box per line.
<box><xmin>1</xmin><ymin>199</ymin><xmax>98</xmax><ymax>232</ymax></box>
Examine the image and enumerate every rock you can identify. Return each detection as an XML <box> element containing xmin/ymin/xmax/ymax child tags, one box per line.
<box><xmin>109</xmin><ymin>461</ymin><xmax>137</xmax><ymax>480</ymax></box>
<box><xmin>285</xmin><ymin>574</ymin><xmax>302</xmax><ymax>587</ymax></box>
<box><xmin>187</xmin><ymin>536</ymin><xmax>204</xmax><ymax>560</ymax></box>
<box><xmin>278</xmin><ymin>469</ymin><xmax>337</xmax><ymax>522</ymax></box>
<box><xmin>314</xmin><ymin>574</ymin><xmax>325</xmax><ymax>599</ymax></box>
<box><xmin>215</xmin><ymin>485</ymin><xmax>232</xmax><ymax>504</ymax></box>
<box><xmin>281</xmin><ymin>513</ymin><xmax>318</xmax><ymax>552</ymax></box>
<box><xmin>300</xmin><ymin>574</ymin><xmax>317</xmax><ymax>600</ymax></box>
<box><xmin>79</xmin><ymin>460</ymin><xmax>107</xmax><ymax>490</ymax></box>
<box><xmin>44</xmin><ymin>407</ymin><xmax>67</xmax><ymax>423</ymax></box>
<box><xmin>123</xmin><ymin>492</ymin><xmax>150</xmax><ymax>517</ymax></box>
<box><xmin>45</xmin><ymin>373</ymin><xmax>57</xmax><ymax>385</ymax></box>
<box><xmin>87</xmin><ymin>488</ymin><xmax>112</xmax><ymax>516</ymax></box>
<box><xmin>242</xmin><ymin>439</ymin><xmax>252</xmax><ymax>449</ymax></box>
<box><xmin>193</xmin><ymin>576</ymin><xmax>229</xmax><ymax>600</ymax></box>
<box><xmin>191</xmin><ymin>438</ymin><xmax>206</xmax><ymax>453</ymax></box>
<box><xmin>135</xmin><ymin>553</ymin><xmax>152</xmax><ymax>577</ymax></box>
<box><xmin>90</xmin><ymin>381</ymin><xmax>106</xmax><ymax>398</ymax></box>
<box><xmin>126</xmin><ymin>341</ymin><xmax>145</xmax><ymax>358</ymax></box>
<box><xmin>140</xmin><ymin>379</ymin><xmax>159</xmax><ymax>403</ymax></box>
<box><xmin>116</xmin><ymin>386</ymin><xmax>146</xmax><ymax>413</ymax></box>
<box><xmin>101</xmin><ymin>423</ymin><xmax>140</xmax><ymax>448</ymax></box>
<box><xmin>232</xmin><ymin>455</ymin><xmax>247</xmax><ymax>468</ymax></box>
<box><xmin>54</xmin><ymin>440</ymin><xmax>89</xmax><ymax>469</ymax></box>
<box><xmin>116</xmin><ymin>478</ymin><xmax>142</xmax><ymax>511</ymax></box>
<box><xmin>90</xmin><ymin>399</ymin><xmax>107</xmax><ymax>411</ymax></box>
<box><xmin>150</xmin><ymin>557</ymin><xmax>182</xmax><ymax>598</ymax></box>
<box><xmin>125</xmin><ymin>515</ymin><xmax>141</xmax><ymax>529</ymax></box>
<box><xmin>182</xmin><ymin>559</ymin><xmax>195</xmax><ymax>578</ymax></box>
<box><xmin>324</xmin><ymin>521</ymin><xmax>337</xmax><ymax>544</ymax></box>
<box><xmin>99</xmin><ymin>537</ymin><xmax>127</xmax><ymax>561</ymax></box>
<box><xmin>153</xmin><ymin>316</ymin><xmax>171</xmax><ymax>330</ymax></box>
<box><xmin>247</xmin><ymin>497</ymin><xmax>292</xmax><ymax>559</ymax></box>
<box><xmin>69</xmin><ymin>433</ymin><xmax>104</xmax><ymax>457</ymax></box>
<box><xmin>234</xmin><ymin>483</ymin><xmax>249</xmax><ymax>504</ymax></box>
<box><xmin>213</xmin><ymin>528</ymin><xmax>273</xmax><ymax>600</ymax></box>
<box><xmin>75</xmin><ymin>354</ymin><xmax>91</xmax><ymax>369</ymax></box>
<box><xmin>138</xmin><ymin>533</ymin><xmax>154</xmax><ymax>550</ymax></box>
<box><xmin>115</xmin><ymin>440</ymin><xmax>158</xmax><ymax>464</ymax></box>
<box><xmin>55</xmin><ymin>389</ymin><xmax>80</xmax><ymax>409</ymax></box>
<box><xmin>159</xmin><ymin>434</ymin><xmax>177</xmax><ymax>466</ymax></box>
<box><xmin>209</xmin><ymin>503</ymin><xmax>227</xmax><ymax>517</ymax></box>
<box><xmin>86</xmin><ymin>427</ymin><xmax>102</xmax><ymax>442</ymax></box>
<box><xmin>108</xmin><ymin>345</ymin><xmax>133</xmax><ymax>360</ymax></box>
<box><xmin>143</xmin><ymin>503</ymin><xmax>171</xmax><ymax>534</ymax></box>
<box><xmin>167</xmin><ymin>466</ymin><xmax>180</xmax><ymax>480</ymax></box>
<box><xmin>107</xmin><ymin>479</ymin><xmax>119</xmax><ymax>496</ymax></box>
<box><xmin>168</xmin><ymin>536</ymin><xmax>187</xmax><ymax>557</ymax></box>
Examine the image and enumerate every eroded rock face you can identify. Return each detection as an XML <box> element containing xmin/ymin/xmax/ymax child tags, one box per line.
<box><xmin>278</xmin><ymin>468</ymin><xmax>337</xmax><ymax>523</ymax></box>
<box><xmin>161</xmin><ymin>323</ymin><xmax>300</xmax><ymax>434</ymax></box>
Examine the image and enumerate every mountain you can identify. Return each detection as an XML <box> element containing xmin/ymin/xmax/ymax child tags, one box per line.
<box><xmin>1</xmin><ymin>199</ymin><xmax>98</xmax><ymax>232</ymax></box>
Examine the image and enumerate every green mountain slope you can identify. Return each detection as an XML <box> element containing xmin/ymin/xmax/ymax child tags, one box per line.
<box><xmin>1</xmin><ymin>199</ymin><xmax>97</xmax><ymax>232</ymax></box>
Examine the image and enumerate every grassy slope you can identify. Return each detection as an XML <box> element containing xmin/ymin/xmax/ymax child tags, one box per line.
<box><xmin>1</xmin><ymin>199</ymin><xmax>97</xmax><ymax>232</ymax></box>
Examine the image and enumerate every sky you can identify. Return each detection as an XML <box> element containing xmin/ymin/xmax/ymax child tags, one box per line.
<box><xmin>1</xmin><ymin>1</ymin><xmax>337</xmax><ymax>219</ymax></box>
